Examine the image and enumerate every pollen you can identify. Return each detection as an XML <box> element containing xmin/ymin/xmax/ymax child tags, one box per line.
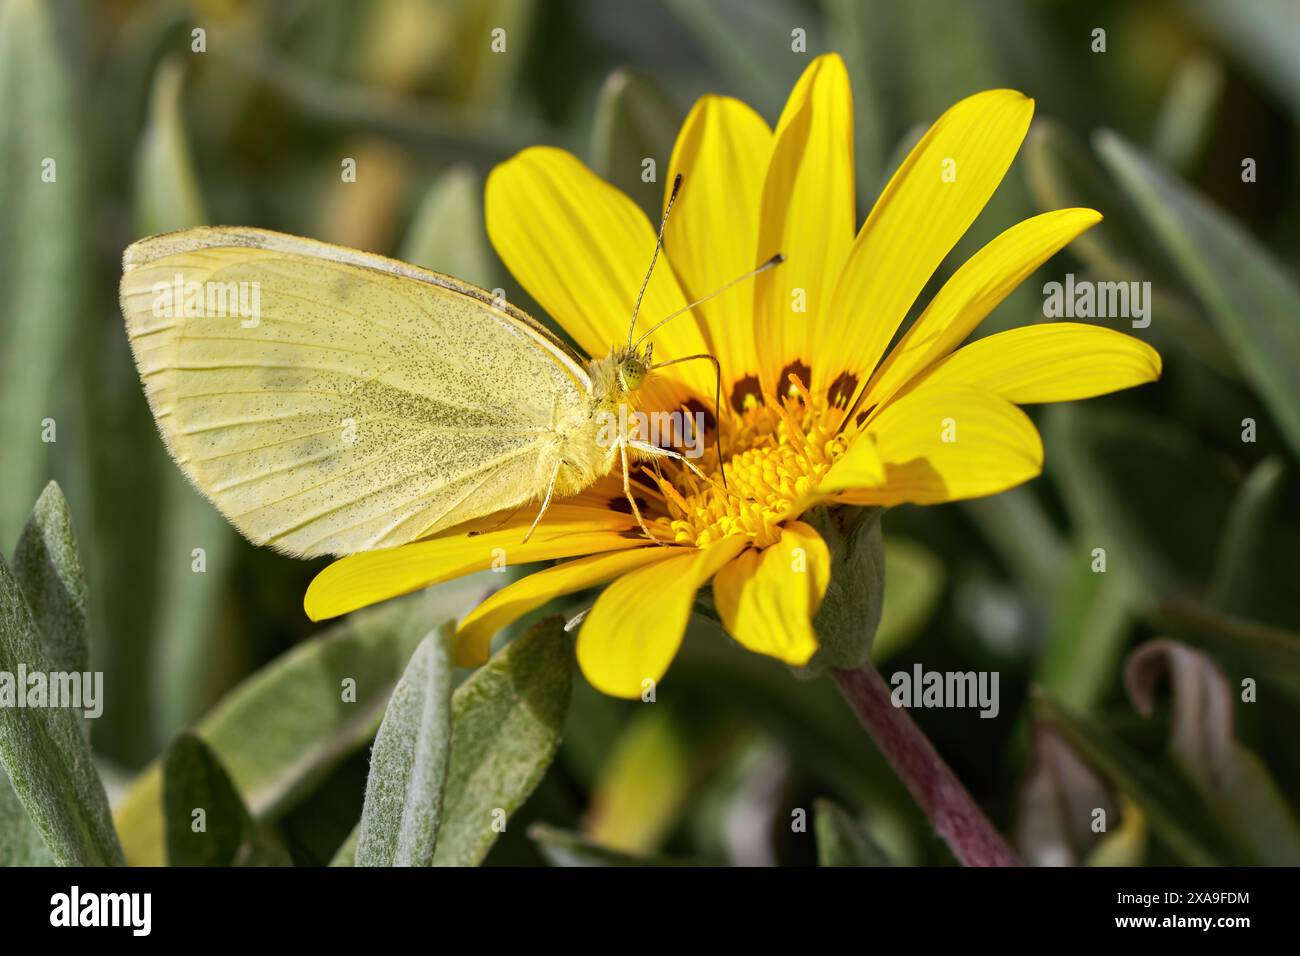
<box><xmin>660</xmin><ymin>375</ymin><xmax>850</xmax><ymax>549</ymax></box>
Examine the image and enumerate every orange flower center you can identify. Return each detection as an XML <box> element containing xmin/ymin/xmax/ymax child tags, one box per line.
<box><xmin>650</xmin><ymin>376</ymin><xmax>850</xmax><ymax>549</ymax></box>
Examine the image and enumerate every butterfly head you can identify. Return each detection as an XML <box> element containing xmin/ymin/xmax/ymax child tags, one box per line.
<box><xmin>615</xmin><ymin>343</ymin><xmax>652</xmax><ymax>393</ymax></box>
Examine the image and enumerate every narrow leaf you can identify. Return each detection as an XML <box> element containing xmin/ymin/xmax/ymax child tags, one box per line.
<box><xmin>0</xmin><ymin>0</ymin><xmax>86</xmax><ymax>546</ymax></box>
<box><xmin>1097</xmin><ymin>130</ymin><xmax>1300</xmax><ymax>456</ymax></box>
<box><xmin>10</xmin><ymin>482</ymin><xmax>88</xmax><ymax>678</ymax></box>
<box><xmin>113</xmin><ymin>589</ymin><xmax>468</xmax><ymax>865</ymax></box>
<box><xmin>432</xmin><ymin>617</ymin><xmax>572</xmax><ymax>866</ymax></box>
<box><xmin>356</xmin><ymin>626</ymin><xmax>454</xmax><ymax>867</ymax></box>
<box><xmin>590</xmin><ymin>70</ymin><xmax>682</xmax><ymax>221</ymax></box>
<box><xmin>163</xmin><ymin>733</ymin><xmax>252</xmax><ymax>867</ymax></box>
<box><xmin>400</xmin><ymin>164</ymin><xmax>495</xmax><ymax>288</ymax></box>
<box><xmin>0</xmin><ymin>557</ymin><xmax>123</xmax><ymax>865</ymax></box>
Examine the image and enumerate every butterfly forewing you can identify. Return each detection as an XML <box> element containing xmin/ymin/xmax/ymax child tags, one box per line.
<box><xmin>120</xmin><ymin>227</ymin><xmax>590</xmax><ymax>557</ymax></box>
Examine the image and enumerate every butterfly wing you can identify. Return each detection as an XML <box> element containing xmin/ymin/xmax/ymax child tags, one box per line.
<box><xmin>120</xmin><ymin>226</ymin><xmax>591</xmax><ymax>558</ymax></box>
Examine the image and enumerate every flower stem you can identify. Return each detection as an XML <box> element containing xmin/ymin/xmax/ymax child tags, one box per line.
<box><xmin>832</xmin><ymin>662</ymin><xmax>1020</xmax><ymax>867</ymax></box>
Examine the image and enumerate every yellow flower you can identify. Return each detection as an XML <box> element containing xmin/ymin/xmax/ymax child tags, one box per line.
<box><xmin>305</xmin><ymin>54</ymin><xmax>1160</xmax><ymax>698</ymax></box>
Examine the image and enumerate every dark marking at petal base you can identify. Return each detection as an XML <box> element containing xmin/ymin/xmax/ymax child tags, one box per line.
<box><xmin>683</xmin><ymin>398</ymin><xmax>717</xmax><ymax>433</ymax></box>
<box><xmin>730</xmin><ymin>375</ymin><xmax>762</xmax><ymax>415</ymax></box>
<box><xmin>829</xmin><ymin>372</ymin><xmax>859</xmax><ymax>408</ymax></box>
<box><xmin>777</xmin><ymin>361</ymin><xmax>812</xmax><ymax>399</ymax></box>
<box><xmin>608</xmin><ymin>496</ymin><xmax>649</xmax><ymax>514</ymax></box>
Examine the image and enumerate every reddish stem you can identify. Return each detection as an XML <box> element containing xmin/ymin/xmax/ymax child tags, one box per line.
<box><xmin>832</xmin><ymin>662</ymin><xmax>1021</xmax><ymax>867</ymax></box>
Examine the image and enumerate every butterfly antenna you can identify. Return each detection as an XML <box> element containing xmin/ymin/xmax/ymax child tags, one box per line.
<box><xmin>633</xmin><ymin>252</ymin><xmax>784</xmax><ymax>349</ymax></box>
<box><xmin>627</xmin><ymin>173</ymin><xmax>683</xmax><ymax>349</ymax></box>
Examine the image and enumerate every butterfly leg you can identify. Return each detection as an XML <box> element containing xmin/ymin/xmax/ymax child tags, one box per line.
<box><xmin>620</xmin><ymin>439</ymin><xmax>665</xmax><ymax>545</ymax></box>
<box><xmin>521</xmin><ymin>461</ymin><xmax>563</xmax><ymax>545</ymax></box>
<box><xmin>628</xmin><ymin>439</ymin><xmax>715</xmax><ymax>488</ymax></box>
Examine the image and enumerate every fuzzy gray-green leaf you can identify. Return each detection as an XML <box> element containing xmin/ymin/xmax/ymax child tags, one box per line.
<box><xmin>432</xmin><ymin>617</ymin><xmax>572</xmax><ymax>866</ymax></box>
<box><xmin>10</xmin><ymin>482</ymin><xmax>88</xmax><ymax>678</ymax></box>
<box><xmin>356</xmin><ymin>625</ymin><xmax>454</xmax><ymax>867</ymax></box>
<box><xmin>0</xmin><ymin>557</ymin><xmax>123</xmax><ymax>866</ymax></box>
<box><xmin>114</xmin><ymin>590</ymin><xmax>464</xmax><ymax>865</ymax></box>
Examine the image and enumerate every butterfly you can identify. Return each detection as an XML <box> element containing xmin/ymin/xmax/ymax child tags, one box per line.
<box><xmin>119</xmin><ymin>175</ymin><xmax>780</xmax><ymax>558</ymax></box>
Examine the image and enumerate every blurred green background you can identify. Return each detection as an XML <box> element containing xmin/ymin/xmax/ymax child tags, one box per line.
<box><xmin>2</xmin><ymin>0</ymin><xmax>1299</xmax><ymax>866</ymax></box>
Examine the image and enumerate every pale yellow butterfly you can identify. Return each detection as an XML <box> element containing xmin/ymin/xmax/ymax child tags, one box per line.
<box><xmin>119</xmin><ymin>178</ymin><xmax>781</xmax><ymax>558</ymax></box>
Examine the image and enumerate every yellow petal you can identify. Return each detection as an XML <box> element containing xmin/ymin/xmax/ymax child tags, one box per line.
<box><xmin>453</xmin><ymin>548</ymin><xmax>674</xmax><ymax>667</ymax></box>
<box><xmin>782</xmin><ymin>430</ymin><xmax>885</xmax><ymax>518</ymax></box>
<box><xmin>819</xmin><ymin>430</ymin><xmax>885</xmax><ymax>494</ymax></box>
<box><xmin>912</xmin><ymin>322</ymin><xmax>1162</xmax><ymax>403</ymax></box>
<box><xmin>304</xmin><ymin>502</ymin><xmax>647</xmax><ymax>621</ymax></box>
<box><xmin>484</xmin><ymin>146</ymin><xmax>712</xmax><ymax>405</ymax></box>
<box><xmin>754</xmin><ymin>54</ymin><xmax>856</xmax><ymax>399</ymax></box>
<box><xmin>576</xmin><ymin>536</ymin><xmax>747</xmax><ymax>698</ymax></box>
<box><xmin>862</xmin><ymin>209</ymin><xmax>1102</xmax><ymax>410</ymax></box>
<box><xmin>665</xmin><ymin>95</ymin><xmax>772</xmax><ymax>409</ymax></box>
<box><xmin>826</xmin><ymin>90</ymin><xmax>1035</xmax><ymax>403</ymax></box>
<box><xmin>839</xmin><ymin>386</ymin><xmax>1043</xmax><ymax>506</ymax></box>
<box><xmin>712</xmin><ymin>522</ymin><xmax>827</xmax><ymax>666</ymax></box>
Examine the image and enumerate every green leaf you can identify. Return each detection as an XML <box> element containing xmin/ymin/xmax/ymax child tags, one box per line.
<box><xmin>131</xmin><ymin>54</ymin><xmax>242</xmax><ymax>738</ymax></box>
<box><xmin>1151</xmin><ymin>55</ymin><xmax>1223</xmax><ymax>172</ymax></box>
<box><xmin>1045</xmin><ymin>405</ymin><xmax>1234</xmax><ymax>600</ymax></box>
<box><xmin>814</xmin><ymin>799</ymin><xmax>895</xmax><ymax>866</ymax></box>
<box><xmin>432</xmin><ymin>617</ymin><xmax>572</xmax><ymax>866</ymax></box>
<box><xmin>961</xmin><ymin>489</ymin><xmax>1064</xmax><ymax>597</ymax></box>
<box><xmin>0</xmin><ymin>0</ymin><xmax>87</xmax><ymax>546</ymax></box>
<box><xmin>1022</xmin><ymin>120</ymin><xmax>1181</xmax><ymax>288</ymax></box>
<box><xmin>1125</xmin><ymin>639</ymin><xmax>1300</xmax><ymax>865</ymax></box>
<box><xmin>163</xmin><ymin>733</ymin><xmax>267</xmax><ymax>867</ymax></box>
<box><xmin>221</xmin><ymin>46</ymin><xmax>541</xmax><ymax>169</ymax></box>
<box><xmin>1036</xmin><ymin>554</ymin><xmax>1138</xmax><ymax>713</ymax></box>
<box><xmin>0</xmin><ymin>768</ymin><xmax>51</xmax><ymax>866</ymax></box>
<box><xmin>1096</xmin><ymin>130</ymin><xmax>1300</xmax><ymax>457</ymax></box>
<box><xmin>1031</xmin><ymin>690</ymin><xmax>1231</xmax><ymax>866</ymax></box>
<box><xmin>1</xmin><ymin>482</ymin><xmax>87</xmax><ymax>866</ymax></box>
<box><xmin>355</xmin><ymin>626</ymin><xmax>454</xmax><ymax>867</ymax></box>
<box><xmin>870</xmin><ymin>537</ymin><xmax>944</xmax><ymax>663</ymax></box>
<box><xmin>661</xmin><ymin>0</ymin><xmax>815</xmax><ymax>117</ymax></box>
<box><xmin>114</xmin><ymin>591</ymin><xmax>456</xmax><ymax>865</ymax></box>
<box><xmin>590</xmin><ymin>70</ymin><xmax>682</xmax><ymax>221</ymax></box>
<box><xmin>133</xmin><ymin>56</ymin><xmax>207</xmax><ymax>234</ymax></box>
<box><xmin>10</xmin><ymin>483</ymin><xmax>88</xmax><ymax>678</ymax></box>
<box><xmin>0</xmin><ymin>557</ymin><xmax>123</xmax><ymax>866</ymax></box>
<box><xmin>1208</xmin><ymin>457</ymin><xmax>1290</xmax><ymax>618</ymax></box>
<box><xmin>399</xmin><ymin>164</ymin><xmax>496</xmax><ymax>289</ymax></box>
<box><xmin>1186</xmin><ymin>0</ymin><xmax>1300</xmax><ymax>122</ymax></box>
<box><xmin>527</xmin><ymin>823</ymin><xmax>693</xmax><ymax>867</ymax></box>
<box><xmin>822</xmin><ymin>0</ymin><xmax>894</xmax><ymax>196</ymax></box>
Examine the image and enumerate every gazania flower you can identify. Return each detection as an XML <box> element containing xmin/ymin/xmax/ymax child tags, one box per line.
<box><xmin>305</xmin><ymin>54</ymin><xmax>1159</xmax><ymax>698</ymax></box>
